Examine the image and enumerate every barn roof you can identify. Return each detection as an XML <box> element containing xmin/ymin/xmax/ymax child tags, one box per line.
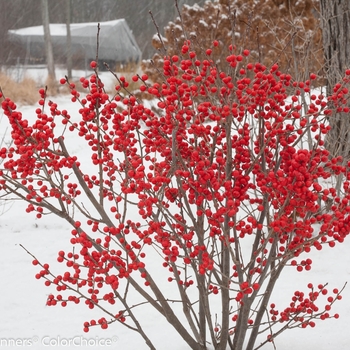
<box><xmin>8</xmin><ymin>19</ymin><xmax>142</xmax><ymax>63</ymax></box>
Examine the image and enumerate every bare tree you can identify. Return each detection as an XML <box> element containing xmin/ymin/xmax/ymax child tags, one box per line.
<box><xmin>65</xmin><ymin>0</ymin><xmax>72</xmax><ymax>79</ymax></box>
<box><xmin>41</xmin><ymin>0</ymin><xmax>56</xmax><ymax>82</ymax></box>
<box><xmin>320</xmin><ymin>0</ymin><xmax>350</xmax><ymax>159</ymax></box>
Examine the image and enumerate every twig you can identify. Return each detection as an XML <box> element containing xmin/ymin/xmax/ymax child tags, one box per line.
<box><xmin>95</xmin><ymin>23</ymin><xmax>101</xmax><ymax>65</ymax></box>
<box><xmin>149</xmin><ymin>10</ymin><xmax>167</xmax><ymax>55</ymax></box>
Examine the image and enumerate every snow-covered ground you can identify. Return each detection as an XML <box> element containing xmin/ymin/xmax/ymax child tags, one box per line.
<box><xmin>1</xmin><ymin>68</ymin><xmax>350</xmax><ymax>349</ymax></box>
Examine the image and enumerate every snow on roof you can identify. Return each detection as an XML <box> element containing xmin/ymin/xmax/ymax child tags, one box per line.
<box><xmin>9</xmin><ymin>19</ymin><xmax>125</xmax><ymax>37</ymax></box>
<box><xmin>8</xmin><ymin>19</ymin><xmax>142</xmax><ymax>63</ymax></box>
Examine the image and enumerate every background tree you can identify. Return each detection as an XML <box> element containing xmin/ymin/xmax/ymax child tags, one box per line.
<box><xmin>0</xmin><ymin>0</ymin><xmax>40</xmax><ymax>66</ymax></box>
<box><xmin>41</xmin><ymin>0</ymin><xmax>56</xmax><ymax>83</ymax></box>
<box><xmin>65</xmin><ymin>0</ymin><xmax>72</xmax><ymax>80</ymax></box>
<box><xmin>320</xmin><ymin>0</ymin><xmax>350</xmax><ymax>160</ymax></box>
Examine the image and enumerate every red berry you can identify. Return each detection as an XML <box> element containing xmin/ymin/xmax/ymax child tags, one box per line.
<box><xmin>310</xmin><ymin>73</ymin><xmax>317</xmax><ymax>80</ymax></box>
<box><xmin>182</xmin><ymin>45</ymin><xmax>189</xmax><ymax>54</ymax></box>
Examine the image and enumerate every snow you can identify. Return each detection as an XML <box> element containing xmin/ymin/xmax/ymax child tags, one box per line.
<box><xmin>199</xmin><ymin>19</ymin><xmax>209</xmax><ymax>28</ymax></box>
<box><xmin>1</xmin><ymin>68</ymin><xmax>350</xmax><ymax>349</ymax></box>
<box><xmin>8</xmin><ymin>19</ymin><xmax>125</xmax><ymax>37</ymax></box>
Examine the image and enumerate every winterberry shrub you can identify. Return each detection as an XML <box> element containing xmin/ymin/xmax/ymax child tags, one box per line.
<box><xmin>1</xmin><ymin>39</ymin><xmax>350</xmax><ymax>350</ymax></box>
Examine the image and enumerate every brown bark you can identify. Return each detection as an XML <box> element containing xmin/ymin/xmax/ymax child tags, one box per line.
<box><xmin>65</xmin><ymin>0</ymin><xmax>72</xmax><ymax>79</ymax></box>
<box><xmin>320</xmin><ymin>0</ymin><xmax>350</xmax><ymax>159</ymax></box>
<box><xmin>41</xmin><ymin>0</ymin><xmax>56</xmax><ymax>82</ymax></box>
